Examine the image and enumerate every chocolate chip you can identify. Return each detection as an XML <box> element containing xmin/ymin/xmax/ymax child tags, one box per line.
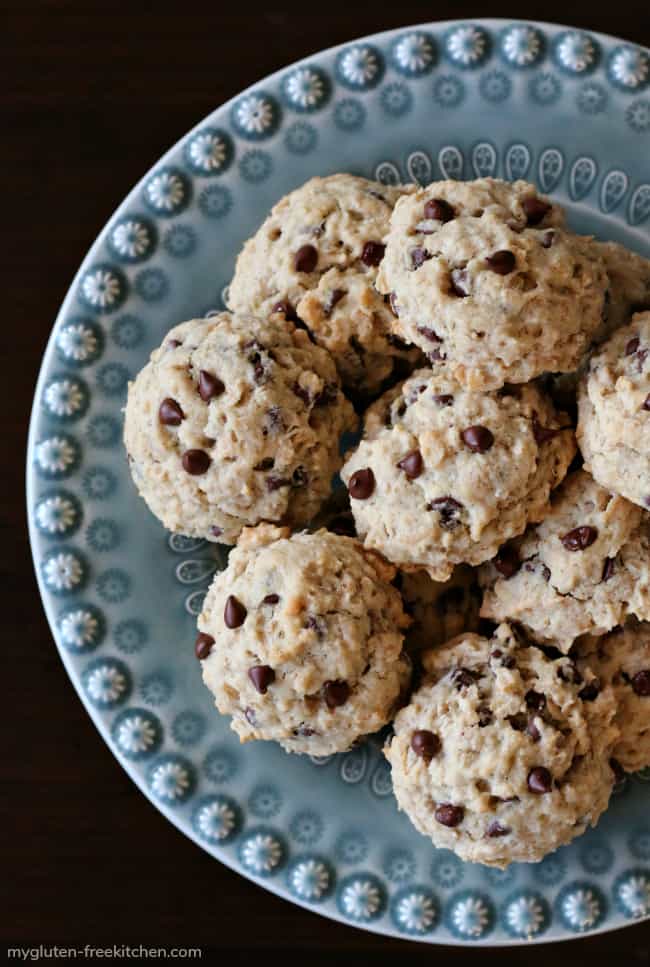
<box><xmin>224</xmin><ymin>595</ymin><xmax>247</xmax><ymax>629</ymax></box>
<box><xmin>427</xmin><ymin>496</ymin><xmax>464</xmax><ymax>530</ymax></box>
<box><xmin>194</xmin><ymin>632</ymin><xmax>214</xmax><ymax>660</ymax></box>
<box><xmin>450</xmin><ymin>268</ymin><xmax>470</xmax><ymax>297</ymax></box>
<box><xmin>159</xmin><ymin>398</ymin><xmax>184</xmax><ymax>426</ymax></box>
<box><xmin>397</xmin><ymin>449</ymin><xmax>423</xmax><ymax>479</ymax></box>
<box><xmin>579</xmin><ymin>679</ymin><xmax>601</xmax><ymax>701</ymax></box>
<box><xmin>424</xmin><ymin>198</ymin><xmax>454</xmax><ymax>223</ymax></box>
<box><xmin>462</xmin><ymin>425</ymin><xmax>494</xmax><ymax>453</ymax></box>
<box><xmin>557</xmin><ymin>662</ymin><xmax>583</xmax><ymax>685</ymax></box>
<box><xmin>643</xmin><ymin>394</ymin><xmax>650</xmax><ymax>411</ymax></box>
<box><xmin>433</xmin><ymin>393</ymin><xmax>454</xmax><ymax>406</ymax></box>
<box><xmin>490</xmin><ymin>649</ymin><xmax>502</xmax><ymax>659</ymax></box>
<box><xmin>253</xmin><ymin>457</ymin><xmax>275</xmax><ymax>471</ymax></box>
<box><xmin>527</xmin><ymin>766</ymin><xmax>552</xmax><ymax>793</ymax></box>
<box><xmin>323</xmin><ymin>680</ymin><xmax>350</xmax><ymax>709</ymax></box>
<box><xmin>294</xmin><ymin>244</ymin><xmax>318</xmax><ymax>273</ymax></box>
<box><xmin>166</xmin><ymin>339</ymin><xmax>182</xmax><ymax>349</ymax></box>
<box><xmin>272</xmin><ymin>299</ymin><xmax>300</xmax><ymax>323</ymax></box>
<box><xmin>525</xmin><ymin>690</ymin><xmax>546</xmax><ymax>712</ymax></box>
<box><xmin>292</xmin><ymin>466</ymin><xmax>308</xmax><ymax>487</ymax></box>
<box><xmin>210</xmin><ymin>526</ymin><xmax>223</xmax><ymax>537</ymax></box>
<box><xmin>244</xmin><ymin>706</ymin><xmax>257</xmax><ymax>726</ymax></box>
<box><xmin>451</xmin><ymin>667</ymin><xmax>476</xmax><ymax>689</ymax></box>
<box><xmin>532</xmin><ymin>415</ymin><xmax>560</xmax><ymax>445</ymax></box>
<box><xmin>361</xmin><ymin>241</ymin><xmax>385</xmax><ymax>266</ymax></box>
<box><xmin>248</xmin><ymin>664</ymin><xmax>275</xmax><ymax>694</ymax></box>
<box><xmin>610</xmin><ymin>757</ymin><xmax>625</xmax><ymax>785</ymax></box>
<box><xmin>410</xmin><ymin>247</ymin><xmax>432</xmax><ymax>270</ymax></box>
<box><xmin>266</xmin><ymin>475</ymin><xmax>290</xmax><ymax>491</ymax></box>
<box><xmin>541</xmin><ymin>230</ymin><xmax>555</xmax><ymax>248</ymax></box>
<box><xmin>348</xmin><ymin>468</ymin><xmax>375</xmax><ymax>500</ymax></box>
<box><xmin>182</xmin><ymin>449</ymin><xmax>211</xmax><ymax>475</ymax></box>
<box><xmin>292</xmin><ymin>381</ymin><xmax>312</xmax><ymax>405</ymax></box>
<box><xmin>435</xmin><ymin>803</ymin><xmax>464</xmax><ymax>827</ymax></box>
<box><xmin>522</xmin><ymin>197</ymin><xmax>551</xmax><ymax>226</ymax></box>
<box><xmin>508</xmin><ymin>713</ymin><xmax>527</xmax><ymax>732</ymax></box>
<box><xmin>632</xmin><ymin>670</ymin><xmax>650</xmax><ymax>696</ymax></box>
<box><xmin>323</xmin><ymin>288</ymin><xmax>346</xmax><ymax>316</ymax></box>
<box><xmin>527</xmin><ymin>718</ymin><xmax>542</xmax><ymax>743</ymax></box>
<box><xmin>416</xmin><ymin>326</ymin><xmax>443</xmax><ymax>347</ymax></box>
<box><xmin>486</xmin><ymin>250</ymin><xmax>516</xmax><ymax>275</ymax></box>
<box><xmin>198</xmin><ymin>370</ymin><xmax>225</xmax><ymax>402</ymax></box>
<box><xmin>478</xmin><ymin>706</ymin><xmax>493</xmax><ymax>727</ymax></box>
<box><xmin>494</xmin><ymin>545</ymin><xmax>521</xmax><ymax>579</ymax></box>
<box><xmin>561</xmin><ymin>526</ymin><xmax>598</xmax><ymax>551</ymax></box>
<box><xmin>262</xmin><ymin>593</ymin><xmax>279</xmax><ymax>605</ymax></box>
<box><xmin>626</xmin><ymin>337</ymin><xmax>640</xmax><ymax>355</ymax></box>
<box><xmin>410</xmin><ymin>729</ymin><xmax>440</xmax><ymax>759</ymax></box>
<box><xmin>486</xmin><ymin>821</ymin><xmax>510</xmax><ymax>838</ymax></box>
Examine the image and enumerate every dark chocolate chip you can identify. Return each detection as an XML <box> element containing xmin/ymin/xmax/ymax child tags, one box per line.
<box><xmin>182</xmin><ymin>449</ymin><xmax>211</xmax><ymax>475</ymax></box>
<box><xmin>527</xmin><ymin>718</ymin><xmax>541</xmax><ymax>742</ymax></box>
<box><xmin>527</xmin><ymin>766</ymin><xmax>552</xmax><ymax>793</ymax></box>
<box><xmin>397</xmin><ymin>449</ymin><xmax>423</xmax><ymax>479</ymax></box>
<box><xmin>626</xmin><ymin>337</ymin><xmax>640</xmax><ymax>356</ymax></box>
<box><xmin>632</xmin><ymin>670</ymin><xmax>650</xmax><ymax>696</ymax></box>
<box><xmin>522</xmin><ymin>197</ymin><xmax>551</xmax><ymax>226</ymax></box>
<box><xmin>198</xmin><ymin>370</ymin><xmax>225</xmax><ymax>402</ymax></box>
<box><xmin>435</xmin><ymin>803</ymin><xmax>464</xmax><ymax>827</ymax></box>
<box><xmin>486</xmin><ymin>821</ymin><xmax>510</xmax><ymax>838</ymax></box>
<box><xmin>224</xmin><ymin>595</ymin><xmax>247</xmax><ymax>629</ymax></box>
<box><xmin>494</xmin><ymin>545</ymin><xmax>521</xmax><ymax>579</ymax></box>
<box><xmin>410</xmin><ymin>729</ymin><xmax>441</xmax><ymax>759</ymax></box>
<box><xmin>461</xmin><ymin>425</ymin><xmax>494</xmax><ymax>453</ymax></box>
<box><xmin>166</xmin><ymin>339</ymin><xmax>182</xmax><ymax>349</ymax></box>
<box><xmin>272</xmin><ymin>299</ymin><xmax>300</xmax><ymax>323</ymax></box>
<box><xmin>410</xmin><ymin>247</ymin><xmax>433</xmax><ymax>270</ymax></box>
<box><xmin>450</xmin><ymin>268</ymin><xmax>470</xmax><ymax>297</ymax></box>
<box><xmin>610</xmin><ymin>757</ymin><xmax>626</xmax><ymax>785</ymax></box>
<box><xmin>248</xmin><ymin>664</ymin><xmax>275</xmax><ymax>694</ymax></box>
<box><xmin>525</xmin><ymin>690</ymin><xmax>546</xmax><ymax>712</ymax></box>
<box><xmin>433</xmin><ymin>393</ymin><xmax>454</xmax><ymax>406</ymax></box>
<box><xmin>643</xmin><ymin>394</ymin><xmax>650</xmax><ymax>411</ymax></box>
<box><xmin>244</xmin><ymin>706</ymin><xmax>257</xmax><ymax>726</ymax></box>
<box><xmin>194</xmin><ymin>632</ymin><xmax>214</xmax><ymax>660</ymax></box>
<box><xmin>361</xmin><ymin>241</ymin><xmax>386</xmax><ymax>267</ymax></box>
<box><xmin>424</xmin><ymin>198</ymin><xmax>454</xmax><ymax>223</ymax></box>
<box><xmin>323</xmin><ymin>288</ymin><xmax>346</xmax><ymax>316</ymax></box>
<box><xmin>294</xmin><ymin>244</ymin><xmax>318</xmax><ymax>273</ymax></box>
<box><xmin>451</xmin><ymin>667</ymin><xmax>476</xmax><ymax>689</ymax></box>
<box><xmin>427</xmin><ymin>496</ymin><xmax>464</xmax><ymax>530</ymax></box>
<box><xmin>478</xmin><ymin>706</ymin><xmax>493</xmax><ymax>727</ymax></box>
<box><xmin>266</xmin><ymin>475</ymin><xmax>291</xmax><ymax>491</ymax></box>
<box><xmin>159</xmin><ymin>397</ymin><xmax>184</xmax><ymax>426</ymax></box>
<box><xmin>486</xmin><ymin>250</ymin><xmax>516</xmax><ymax>275</ymax></box>
<box><xmin>541</xmin><ymin>230</ymin><xmax>555</xmax><ymax>248</ymax></box>
<box><xmin>348</xmin><ymin>468</ymin><xmax>375</xmax><ymax>500</ymax></box>
<box><xmin>262</xmin><ymin>594</ymin><xmax>280</xmax><ymax>605</ymax></box>
<box><xmin>323</xmin><ymin>680</ymin><xmax>350</xmax><ymax>709</ymax></box>
<box><xmin>579</xmin><ymin>679</ymin><xmax>601</xmax><ymax>701</ymax></box>
<box><xmin>561</xmin><ymin>526</ymin><xmax>598</xmax><ymax>551</ymax></box>
<box><xmin>253</xmin><ymin>457</ymin><xmax>275</xmax><ymax>471</ymax></box>
<box><xmin>416</xmin><ymin>325</ymin><xmax>443</xmax><ymax>344</ymax></box>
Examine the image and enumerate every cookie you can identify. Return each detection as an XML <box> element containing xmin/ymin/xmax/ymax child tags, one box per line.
<box><xmin>480</xmin><ymin>470</ymin><xmax>650</xmax><ymax>649</ymax></box>
<box><xmin>228</xmin><ymin>173</ymin><xmax>422</xmax><ymax>396</ymax></box>
<box><xmin>397</xmin><ymin>565</ymin><xmax>482</xmax><ymax>654</ymax></box>
<box><xmin>376</xmin><ymin>178</ymin><xmax>608</xmax><ymax>389</ymax></box>
<box><xmin>385</xmin><ymin>624</ymin><xmax>619</xmax><ymax>867</ymax></box>
<box><xmin>197</xmin><ymin>524</ymin><xmax>411</xmax><ymax>756</ymax></box>
<box><xmin>577</xmin><ymin>622</ymin><xmax>650</xmax><ymax>774</ymax></box>
<box><xmin>123</xmin><ymin>313</ymin><xmax>355</xmax><ymax>544</ymax></box>
<box><xmin>593</xmin><ymin>241</ymin><xmax>650</xmax><ymax>343</ymax></box>
<box><xmin>340</xmin><ymin>367</ymin><xmax>576</xmax><ymax>581</ymax></box>
<box><xmin>578</xmin><ymin>312</ymin><xmax>650</xmax><ymax>509</ymax></box>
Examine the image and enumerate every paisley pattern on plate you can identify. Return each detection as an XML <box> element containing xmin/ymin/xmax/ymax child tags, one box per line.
<box><xmin>27</xmin><ymin>19</ymin><xmax>650</xmax><ymax>945</ymax></box>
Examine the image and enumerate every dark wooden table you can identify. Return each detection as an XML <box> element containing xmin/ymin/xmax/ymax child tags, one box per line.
<box><xmin>5</xmin><ymin>2</ymin><xmax>650</xmax><ymax>960</ymax></box>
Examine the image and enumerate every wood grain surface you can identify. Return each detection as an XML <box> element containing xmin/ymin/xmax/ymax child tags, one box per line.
<box><xmin>5</xmin><ymin>1</ymin><xmax>650</xmax><ymax>960</ymax></box>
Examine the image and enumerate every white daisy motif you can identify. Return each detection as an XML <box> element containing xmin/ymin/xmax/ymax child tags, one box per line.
<box><xmin>506</xmin><ymin>896</ymin><xmax>545</xmax><ymax>936</ymax></box>
<box><xmin>150</xmin><ymin>760</ymin><xmax>191</xmax><ymax>801</ymax></box>
<box><xmin>396</xmin><ymin>892</ymin><xmax>436</xmax><ymax>932</ymax></box>
<box><xmin>111</xmin><ymin>220</ymin><xmax>151</xmax><ymax>259</ymax></box>
<box><xmin>393</xmin><ymin>33</ymin><xmax>434</xmax><ymax>74</ymax></box>
<box><xmin>44</xmin><ymin>379</ymin><xmax>84</xmax><ymax>418</ymax></box>
<box><xmin>36</xmin><ymin>436</ymin><xmax>77</xmax><ymax>475</ymax></box>
<box><xmin>340</xmin><ymin>46</ymin><xmax>380</xmax><ymax>86</ymax></box>
<box><xmin>452</xmin><ymin>896</ymin><xmax>490</xmax><ymax>937</ymax></box>
<box><xmin>43</xmin><ymin>552</ymin><xmax>83</xmax><ymax>591</ymax></box>
<box><xmin>285</xmin><ymin>68</ymin><xmax>325</xmax><ymax>109</ymax></box>
<box><xmin>446</xmin><ymin>26</ymin><xmax>486</xmax><ymax>66</ymax></box>
<box><xmin>556</xmin><ymin>32</ymin><xmax>596</xmax><ymax>73</ymax></box>
<box><xmin>502</xmin><ymin>26</ymin><xmax>542</xmax><ymax>66</ymax></box>
<box><xmin>57</xmin><ymin>322</ymin><xmax>98</xmax><ymax>362</ymax></box>
<box><xmin>340</xmin><ymin>878</ymin><xmax>382</xmax><ymax>920</ymax></box>
<box><xmin>196</xmin><ymin>800</ymin><xmax>236</xmax><ymax>842</ymax></box>
<box><xmin>36</xmin><ymin>494</ymin><xmax>77</xmax><ymax>534</ymax></box>
<box><xmin>562</xmin><ymin>887</ymin><xmax>601</xmax><ymax>929</ymax></box>
<box><xmin>610</xmin><ymin>47</ymin><xmax>649</xmax><ymax>88</ymax></box>
<box><xmin>117</xmin><ymin>715</ymin><xmax>157</xmax><ymax>755</ymax></box>
<box><xmin>188</xmin><ymin>132</ymin><xmax>228</xmax><ymax>172</ymax></box>
<box><xmin>234</xmin><ymin>95</ymin><xmax>275</xmax><ymax>135</ymax></box>
<box><xmin>86</xmin><ymin>664</ymin><xmax>126</xmax><ymax>704</ymax></box>
<box><xmin>81</xmin><ymin>268</ymin><xmax>122</xmax><ymax>309</ymax></box>
<box><xmin>146</xmin><ymin>171</ymin><xmax>185</xmax><ymax>212</ymax></box>
<box><xmin>60</xmin><ymin>608</ymin><xmax>99</xmax><ymax>648</ymax></box>
<box><xmin>289</xmin><ymin>859</ymin><xmax>330</xmax><ymax>900</ymax></box>
<box><xmin>618</xmin><ymin>874</ymin><xmax>650</xmax><ymax>917</ymax></box>
<box><xmin>240</xmin><ymin>832</ymin><xmax>283</xmax><ymax>874</ymax></box>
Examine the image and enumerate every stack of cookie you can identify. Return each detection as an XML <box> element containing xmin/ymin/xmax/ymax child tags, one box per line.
<box><xmin>124</xmin><ymin>174</ymin><xmax>650</xmax><ymax>868</ymax></box>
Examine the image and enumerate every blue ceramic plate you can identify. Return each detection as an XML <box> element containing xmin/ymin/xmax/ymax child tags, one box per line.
<box><xmin>27</xmin><ymin>18</ymin><xmax>650</xmax><ymax>945</ymax></box>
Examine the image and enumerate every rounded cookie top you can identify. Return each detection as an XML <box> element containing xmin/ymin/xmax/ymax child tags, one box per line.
<box><xmin>385</xmin><ymin>624</ymin><xmax>618</xmax><ymax>867</ymax></box>
<box><xmin>397</xmin><ymin>565</ymin><xmax>482</xmax><ymax>655</ymax></box>
<box><xmin>228</xmin><ymin>173</ymin><xmax>421</xmax><ymax>395</ymax></box>
<box><xmin>578</xmin><ymin>312</ymin><xmax>650</xmax><ymax>509</ymax></box>
<box><xmin>123</xmin><ymin>313</ymin><xmax>355</xmax><ymax>544</ymax></box>
<box><xmin>480</xmin><ymin>470</ymin><xmax>650</xmax><ymax>649</ymax></box>
<box><xmin>577</xmin><ymin>621</ymin><xmax>650</xmax><ymax>774</ymax></box>
<box><xmin>376</xmin><ymin>177</ymin><xmax>608</xmax><ymax>389</ymax></box>
<box><xmin>340</xmin><ymin>367</ymin><xmax>576</xmax><ymax>580</ymax></box>
<box><xmin>197</xmin><ymin>524</ymin><xmax>411</xmax><ymax>756</ymax></box>
<box><xmin>592</xmin><ymin>241</ymin><xmax>650</xmax><ymax>343</ymax></box>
